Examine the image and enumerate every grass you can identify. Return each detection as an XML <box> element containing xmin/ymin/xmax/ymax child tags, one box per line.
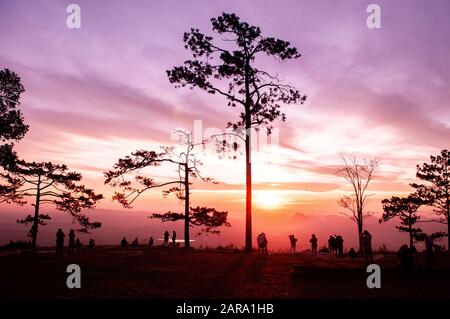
<box><xmin>0</xmin><ymin>246</ymin><xmax>449</xmax><ymax>299</ymax></box>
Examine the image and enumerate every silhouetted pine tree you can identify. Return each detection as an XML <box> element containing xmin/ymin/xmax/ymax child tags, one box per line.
<box><xmin>105</xmin><ymin>130</ymin><xmax>229</xmax><ymax>248</ymax></box>
<box><xmin>2</xmin><ymin>160</ymin><xmax>103</xmax><ymax>247</ymax></box>
<box><xmin>380</xmin><ymin>193</ymin><xmax>424</xmax><ymax>249</ymax></box>
<box><xmin>167</xmin><ymin>13</ymin><xmax>306</xmax><ymax>251</ymax></box>
<box><xmin>0</xmin><ymin>68</ymin><xmax>29</xmax><ymax>204</ymax></box>
<box><xmin>412</xmin><ymin>150</ymin><xmax>450</xmax><ymax>251</ymax></box>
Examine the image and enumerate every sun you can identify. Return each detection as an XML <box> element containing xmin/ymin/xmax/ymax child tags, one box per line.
<box><xmin>255</xmin><ymin>191</ymin><xmax>282</xmax><ymax>209</ymax></box>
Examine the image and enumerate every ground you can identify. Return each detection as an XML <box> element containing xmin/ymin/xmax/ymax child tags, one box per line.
<box><xmin>0</xmin><ymin>246</ymin><xmax>449</xmax><ymax>299</ymax></box>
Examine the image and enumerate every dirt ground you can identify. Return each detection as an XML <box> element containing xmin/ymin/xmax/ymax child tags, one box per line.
<box><xmin>0</xmin><ymin>246</ymin><xmax>449</xmax><ymax>299</ymax></box>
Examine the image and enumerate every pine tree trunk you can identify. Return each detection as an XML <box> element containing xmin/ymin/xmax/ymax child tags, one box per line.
<box><xmin>245</xmin><ymin>128</ymin><xmax>252</xmax><ymax>252</ymax></box>
<box><xmin>31</xmin><ymin>174</ymin><xmax>41</xmax><ymax>249</ymax></box>
<box><xmin>184</xmin><ymin>163</ymin><xmax>190</xmax><ymax>249</ymax></box>
<box><xmin>447</xmin><ymin>202</ymin><xmax>450</xmax><ymax>252</ymax></box>
<box><xmin>357</xmin><ymin>219</ymin><xmax>363</xmax><ymax>254</ymax></box>
<box><xmin>244</xmin><ymin>63</ymin><xmax>252</xmax><ymax>252</ymax></box>
<box><xmin>357</xmin><ymin>197</ymin><xmax>363</xmax><ymax>254</ymax></box>
<box><xmin>409</xmin><ymin>223</ymin><xmax>414</xmax><ymax>250</ymax></box>
<box><xmin>357</xmin><ymin>201</ymin><xmax>363</xmax><ymax>253</ymax></box>
<box><xmin>447</xmin><ymin>216</ymin><xmax>449</xmax><ymax>253</ymax></box>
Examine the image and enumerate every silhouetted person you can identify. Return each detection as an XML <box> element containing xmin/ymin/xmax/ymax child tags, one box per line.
<box><xmin>310</xmin><ymin>234</ymin><xmax>318</xmax><ymax>257</ymax></box>
<box><xmin>172</xmin><ymin>231</ymin><xmax>176</xmax><ymax>247</ymax></box>
<box><xmin>88</xmin><ymin>238</ymin><xmax>95</xmax><ymax>249</ymax></box>
<box><xmin>121</xmin><ymin>236</ymin><xmax>128</xmax><ymax>247</ymax></box>
<box><xmin>260</xmin><ymin>232</ymin><xmax>268</xmax><ymax>254</ymax></box>
<box><xmin>75</xmin><ymin>238</ymin><xmax>82</xmax><ymax>253</ymax></box>
<box><xmin>149</xmin><ymin>237</ymin><xmax>154</xmax><ymax>247</ymax></box>
<box><xmin>361</xmin><ymin>230</ymin><xmax>373</xmax><ymax>263</ymax></box>
<box><xmin>288</xmin><ymin>235</ymin><xmax>298</xmax><ymax>254</ymax></box>
<box><xmin>68</xmin><ymin>229</ymin><xmax>76</xmax><ymax>255</ymax></box>
<box><xmin>132</xmin><ymin>237</ymin><xmax>139</xmax><ymax>247</ymax></box>
<box><xmin>397</xmin><ymin>244</ymin><xmax>414</xmax><ymax>271</ymax></box>
<box><xmin>335</xmin><ymin>235</ymin><xmax>344</xmax><ymax>257</ymax></box>
<box><xmin>348</xmin><ymin>248</ymin><xmax>357</xmax><ymax>259</ymax></box>
<box><xmin>56</xmin><ymin>228</ymin><xmax>65</xmax><ymax>255</ymax></box>
<box><xmin>257</xmin><ymin>233</ymin><xmax>268</xmax><ymax>253</ymax></box>
<box><xmin>257</xmin><ymin>233</ymin><xmax>263</xmax><ymax>253</ymax></box>
<box><xmin>163</xmin><ymin>231</ymin><xmax>169</xmax><ymax>247</ymax></box>
<box><xmin>328</xmin><ymin>235</ymin><xmax>336</xmax><ymax>257</ymax></box>
<box><xmin>424</xmin><ymin>234</ymin><xmax>434</xmax><ymax>269</ymax></box>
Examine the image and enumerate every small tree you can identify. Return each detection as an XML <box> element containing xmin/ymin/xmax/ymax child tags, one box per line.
<box><xmin>152</xmin><ymin>206</ymin><xmax>230</xmax><ymax>236</ymax></box>
<box><xmin>380</xmin><ymin>194</ymin><xmax>424</xmax><ymax>249</ymax></box>
<box><xmin>1</xmin><ymin>159</ymin><xmax>103</xmax><ymax>247</ymax></box>
<box><xmin>412</xmin><ymin>149</ymin><xmax>450</xmax><ymax>251</ymax></box>
<box><xmin>0</xmin><ymin>68</ymin><xmax>29</xmax><ymax>204</ymax></box>
<box><xmin>337</xmin><ymin>154</ymin><xmax>381</xmax><ymax>252</ymax></box>
<box><xmin>105</xmin><ymin>131</ymin><xmax>230</xmax><ymax>248</ymax></box>
<box><xmin>167</xmin><ymin>13</ymin><xmax>306</xmax><ymax>251</ymax></box>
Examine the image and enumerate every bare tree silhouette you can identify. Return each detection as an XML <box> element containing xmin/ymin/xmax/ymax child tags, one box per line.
<box><xmin>412</xmin><ymin>149</ymin><xmax>450</xmax><ymax>251</ymax></box>
<box><xmin>1</xmin><ymin>160</ymin><xmax>103</xmax><ymax>248</ymax></box>
<box><xmin>167</xmin><ymin>12</ymin><xmax>306</xmax><ymax>251</ymax></box>
<box><xmin>337</xmin><ymin>154</ymin><xmax>380</xmax><ymax>253</ymax></box>
<box><xmin>105</xmin><ymin>130</ymin><xmax>230</xmax><ymax>248</ymax></box>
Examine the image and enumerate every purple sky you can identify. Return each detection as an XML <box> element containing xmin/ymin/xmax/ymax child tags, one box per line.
<box><xmin>0</xmin><ymin>0</ymin><xmax>449</xmax><ymax>248</ymax></box>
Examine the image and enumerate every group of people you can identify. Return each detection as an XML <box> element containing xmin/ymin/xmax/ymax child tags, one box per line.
<box><xmin>163</xmin><ymin>230</ymin><xmax>177</xmax><ymax>247</ymax></box>
<box><xmin>286</xmin><ymin>232</ymin><xmax>368</xmax><ymax>259</ymax></box>
<box><xmin>397</xmin><ymin>233</ymin><xmax>437</xmax><ymax>270</ymax></box>
<box><xmin>55</xmin><ymin>228</ymin><xmax>95</xmax><ymax>255</ymax></box>
<box><xmin>120</xmin><ymin>237</ymin><xmax>141</xmax><ymax>247</ymax></box>
<box><xmin>120</xmin><ymin>236</ymin><xmax>155</xmax><ymax>247</ymax></box>
<box><xmin>288</xmin><ymin>234</ymin><xmax>318</xmax><ymax>256</ymax></box>
<box><xmin>328</xmin><ymin>235</ymin><xmax>345</xmax><ymax>257</ymax></box>
<box><xmin>120</xmin><ymin>230</ymin><xmax>177</xmax><ymax>248</ymax></box>
<box><xmin>55</xmin><ymin>226</ymin><xmax>438</xmax><ymax>271</ymax></box>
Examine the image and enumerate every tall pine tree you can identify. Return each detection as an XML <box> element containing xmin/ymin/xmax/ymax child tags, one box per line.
<box><xmin>412</xmin><ymin>150</ymin><xmax>450</xmax><ymax>251</ymax></box>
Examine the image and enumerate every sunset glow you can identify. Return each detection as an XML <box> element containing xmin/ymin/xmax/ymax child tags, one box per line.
<box><xmin>255</xmin><ymin>191</ymin><xmax>283</xmax><ymax>209</ymax></box>
<box><xmin>0</xmin><ymin>0</ymin><xmax>449</xmax><ymax>251</ymax></box>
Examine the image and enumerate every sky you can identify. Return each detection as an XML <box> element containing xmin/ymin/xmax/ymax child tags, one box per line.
<box><xmin>0</xmin><ymin>0</ymin><xmax>449</xmax><ymax>249</ymax></box>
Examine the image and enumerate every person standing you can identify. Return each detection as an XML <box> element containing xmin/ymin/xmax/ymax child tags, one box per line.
<box><xmin>289</xmin><ymin>235</ymin><xmax>298</xmax><ymax>254</ymax></box>
<box><xmin>310</xmin><ymin>234</ymin><xmax>318</xmax><ymax>257</ymax></box>
<box><xmin>149</xmin><ymin>237</ymin><xmax>154</xmax><ymax>247</ymax></box>
<box><xmin>68</xmin><ymin>229</ymin><xmax>76</xmax><ymax>255</ymax></box>
<box><xmin>328</xmin><ymin>235</ymin><xmax>335</xmax><ymax>257</ymax></box>
<box><xmin>163</xmin><ymin>230</ymin><xmax>169</xmax><ymax>247</ymax></box>
<box><xmin>361</xmin><ymin>230</ymin><xmax>373</xmax><ymax>263</ymax></box>
<box><xmin>121</xmin><ymin>236</ymin><xmax>128</xmax><ymax>247</ymax></box>
<box><xmin>261</xmin><ymin>232</ymin><xmax>268</xmax><ymax>254</ymax></box>
<box><xmin>257</xmin><ymin>233</ymin><xmax>263</xmax><ymax>253</ymax></box>
<box><xmin>56</xmin><ymin>228</ymin><xmax>65</xmax><ymax>255</ymax></box>
<box><xmin>335</xmin><ymin>235</ymin><xmax>344</xmax><ymax>258</ymax></box>
<box><xmin>172</xmin><ymin>231</ymin><xmax>177</xmax><ymax>247</ymax></box>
